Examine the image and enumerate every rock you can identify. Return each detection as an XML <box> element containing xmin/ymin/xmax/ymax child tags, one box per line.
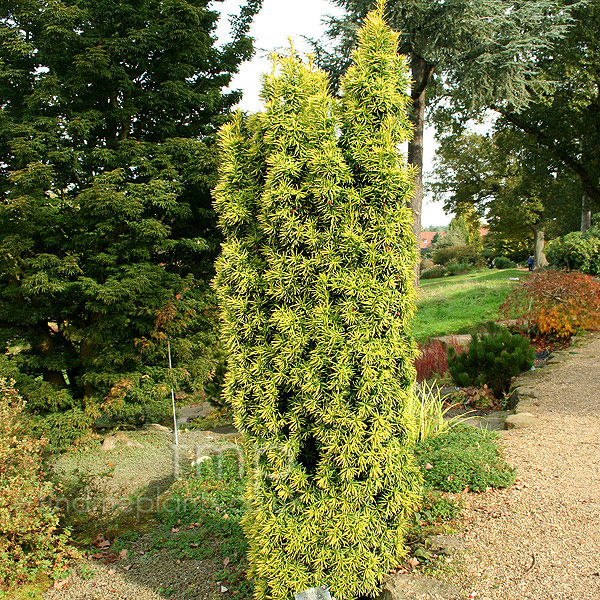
<box><xmin>515</xmin><ymin>386</ymin><xmax>538</xmax><ymax>398</ymax></box>
<box><xmin>377</xmin><ymin>573</ymin><xmax>461</xmax><ymax>600</ymax></box>
<box><xmin>505</xmin><ymin>413</ymin><xmax>539</xmax><ymax>430</ymax></box>
<box><xmin>145</xmin><ymin>423</ymin><xmax>170</xmax><ymax>432</ymax></box>
<box><xmin>113</xmin><ymin>431</ymin><xmax>143</xmax><ymax>447</ymax></box>
<box><xmin>462</xmin><ymin>411</ymin><xmax>510</xmax><ymax>431</ymax></box>
<box><xmin>177</xmin><ymin>401</ymin><xmax>219</xmax><ymax>424</ymax></box>
<box><xmin>506</xmin><ymin>388</ymin><xmax>520</xmax><ymax>410</ymax></box>
<box><xmin>100</xmin><ymin>436</ymin><xmax>116</xmax><ymax>451</ymax></box>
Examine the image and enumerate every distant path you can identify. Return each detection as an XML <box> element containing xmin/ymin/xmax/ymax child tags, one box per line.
<box><xmin>454</xmin><ymin>333</ymin><xmax>600</xmax><ymax>599</ymax></box>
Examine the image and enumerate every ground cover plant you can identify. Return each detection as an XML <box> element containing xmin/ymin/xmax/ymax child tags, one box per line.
<box><xmin>213</xmin><ymin>3</ymin><xmax>422</xmax><ymax>598</ymax></box>
<box><xmin>415</xmin><ymin>424</ymin><xmax>516</xmax><ymax>493</ymax></box>
<box><xmin>500</xmin><ymin>270</ymin><xmax>600</xmax><ymax>339</ymax></box>
<box><xmin>413</xmin><ymin>269</ymin><xmax>524</xmax><ymax>342</ymax></box>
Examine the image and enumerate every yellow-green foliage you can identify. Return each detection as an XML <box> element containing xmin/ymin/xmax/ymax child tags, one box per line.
<box><xmin>213</xmin><ymin>3</ymin><xmax>421</xmax><ymax>599</ymax></box>
<box><xmin>0</xmin><ymin>379</ymin><xmax>72</xmax><ymax>588</ymax></box>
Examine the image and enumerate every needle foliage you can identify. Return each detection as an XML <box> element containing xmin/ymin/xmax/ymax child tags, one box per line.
<box><xmin>214</xmin><ymin>3</ymin><xmax>422</xmax><ymax>598</ymax></box>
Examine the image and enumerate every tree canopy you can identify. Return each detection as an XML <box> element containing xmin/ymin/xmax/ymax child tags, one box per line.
<box><xmin>317</xmin><ymin>0</ymin><xmax>574</xmax><ymax>256</ymax></box>
<box><xmin>0</xmin><ymin>0</ymin><xmax>261</xmax><ymax>442</ymax></box>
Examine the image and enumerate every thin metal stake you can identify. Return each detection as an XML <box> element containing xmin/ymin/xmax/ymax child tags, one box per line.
<box><xmin>168</xmin><ymin>338</ymin><xmax>179</xmax><ymax>446</ymax></box>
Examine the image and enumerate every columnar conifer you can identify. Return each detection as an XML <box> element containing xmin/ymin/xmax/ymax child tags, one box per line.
<box><xmin>214</xmin><ymin>3</ymin><xmax>421</xmax><ymax>599</ymax></box>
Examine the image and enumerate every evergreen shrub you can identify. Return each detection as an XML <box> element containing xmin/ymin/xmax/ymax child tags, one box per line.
<box><xmin>0</xmin><ymin>0</ymin><xmax>260</xmax><ymax>435</ymax></box>
<box><xmin>213</xmin><ymin>3</ymin><xmax>422</xmax><ymax>599</ymax></box>
<box><xmin>0</xmin><ymin>379</ymin><xmax>73</xmax><ymax>588</ymax></box>
<box><xmin>446</xmin><ymin>262</ymin><xmax>471</xmax><ymax>275</ymax></box>
<box><xmin>493</xmin><ymin>256</ymin><xmax>516</xmax><ymax>269</ymax></box>
<box><xmin>415</xmin><ymin>424</ymin><xmax>516</xmax><ymax>493</ymax></box>
<box><xmin>421</xmin><ymin>266</ymin><xmax>447</xmax><ymax>279</ymax></box>
<box><xmin>432</xmin><ymin>244</ymin><xmax>484</xmax><ymax>268</ymax></box>
<box><xmin>546</xmin><ymin>228</ymin><xmax>600</xmax><ymax>275</ymax></box>
<box><xmin>448</xmin><ymin>323</ymin><xmax>534</xmax><ymax>397</ymax></box>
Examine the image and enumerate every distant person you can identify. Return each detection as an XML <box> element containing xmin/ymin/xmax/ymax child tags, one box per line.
<box><xmin>527</xmin><ymin>256</ymin><xmax>535</xmax><ymax>271</ymax></box>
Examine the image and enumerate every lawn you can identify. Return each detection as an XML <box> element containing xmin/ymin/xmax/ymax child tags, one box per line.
<box><xmin>412</xmin><ymin>268</ymin><xmax>526</xmax><ymax>342</ymax></box>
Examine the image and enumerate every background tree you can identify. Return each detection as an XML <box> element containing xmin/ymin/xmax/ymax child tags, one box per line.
<box><xmin>317</xmin><ymin>0</ymin><xmax>573</xmax><ymax>258</ymax></box>
<box><xmin>430</xmin><ymin>130</ymin><xmax>580</xmax><ymax>265</ymax></box>
<box><xmin>0</xmin><ymin>0</ymin><xmax>261</xmax><ymax>443</ymax></box>
<box><xmin>214</xmin><ymin>4</ymin><xmax>421</xmax><ymax>599</ymax></box>
<box><xmin>497</xmin><ymin>0</ymin><xmax>600</xmax><ymax>213</ymax></box>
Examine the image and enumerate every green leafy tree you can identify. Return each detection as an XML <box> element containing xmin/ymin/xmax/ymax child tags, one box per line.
<box><xmin>497</xmin><ymin>0</ymin><xmax>600</xmax><ymax>212</ymax></box>
<box><xmin>0</xmin><ymin>0</ymin><xmax>261</xmax><ymax>440</ymax></box>
<box><xmin>430</xmin><ymin>130</ymin><xmax>580</xmax><ymax>266</ymax></box>
<box><xmin>214</xmin><ymin>4</ymin><xmax>421</xmax><ymax>599</ymax></box>
<box><xmin>317</xmin><ymin>0</ymin><xmax>572</xmax><ymax>258</ymax></box>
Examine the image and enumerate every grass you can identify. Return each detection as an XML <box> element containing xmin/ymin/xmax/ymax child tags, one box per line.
<box><xmin>413</xmin><ymin>268</ymin><xmax>526</xmax><ymax>342</ymax></box>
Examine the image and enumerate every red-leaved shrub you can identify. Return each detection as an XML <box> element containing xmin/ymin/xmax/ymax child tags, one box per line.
<box><xmin>415</xmin><ymin>338</ymin><xmax>463</xmax><ymax>382</ymax></box>
<box><xmin>500</xmin><ymin>270</ymin><xmax>600</xmax><ymax>339</ymax></box>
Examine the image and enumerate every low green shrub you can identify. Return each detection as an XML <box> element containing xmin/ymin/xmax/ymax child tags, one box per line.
<box><xmin>421</xmin><ymin>266</ymin><xmax>447</xmax><ymax>279</ymax></box>
<box><xmin>0</xmin><ymin>379</ymin><xmax>73</xmax><ymax>589</ymax></box>
<box><xmin>546</xmin><ymin>227</ymin><xmax>600</xmax><ymax>275</ymax></box>
<box><xmin>420</xmin><ymin>258</ymin><xmax>435</xmax><ymax>274</ymax></box>
<box><xmin>416</xmin><ymin>489</ymin><xmax>462</xmax><ymax>524</ymax></box>
<box><xmin>415</xmin><ymin>424</ymin><xmax>516</xmax><ymax>493</ymax></box>
<box><xmin>446</xmin><ymin>262</ymin><xmax>471</xmax><ymax>275</ymax></box>
<box><xmin>432</xmin><ymin>244</ymin><xmax>484</xmax><ymax>268</ymax></box>
<box><xmin>493</xmin><ymin>256</ymin><xmax>516</xmax><ymax>269</ymax></box>
<box><xmin>448</xmin><ymin>323</ymin><xmax>534</xmax><ymax>397</ymax></box>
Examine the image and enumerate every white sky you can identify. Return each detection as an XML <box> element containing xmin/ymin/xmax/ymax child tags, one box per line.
<box><xmin>213</xmin><ymin>0</ymin><xmax>450</xmax><ymax>226</ymax></box>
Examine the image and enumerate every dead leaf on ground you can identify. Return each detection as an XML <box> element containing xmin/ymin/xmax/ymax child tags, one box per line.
<box><xmin>408</xmin><ymin>557</ymin><xmax>420</xmax><ymax>568</ymax></box>
<box><xmin>53</xmin><ymin>578</ymin><xmax>69</xmax><ymax>590</ymax></box>
<box><xmin>94</xmin><ymin>534</ymin><xmax>110</xmax><ymax>549</ymax></box>
<box><xmin>103</xmin><ymin>553</ymin><xmax>118</xmax><ymax>564</ymax></box>
<box><xmin>118</xmin><ymin>549</ymin><xmax>128</xmax><ymax>560</ymax></box>
<box><xmin>223</xmin><ymin>557</ymin><xmax>230</xmax><ymax>568</ymax></box>
<box><xmin>123</xmin><ymin>564</ymin><xmax>133</xmax><ymax>571</ymax></box>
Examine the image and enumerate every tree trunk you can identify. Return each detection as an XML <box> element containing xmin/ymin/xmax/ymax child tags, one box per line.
<box><xmin>80</xmin><ymin>313</ymin><xmax>101</xmax><ymax>399</ymax></box>
<box><xmin>533</xmin><ymin>226</ymin><xmax>548</xmax><ymax>269</ymax></box>
<box><xmin>581</xmin><ymin>191</ymin><xmax>592</xmax><ymax>233</ymax></box>
<box><xmin>407</xmin><ymin>54</ymin><xmax>434</xmax><ymax>284</ymax></box>
<box><xmin>37</xmin><ymin>326</ymin><xmax>67</xmax><ymax>389</ymax></box>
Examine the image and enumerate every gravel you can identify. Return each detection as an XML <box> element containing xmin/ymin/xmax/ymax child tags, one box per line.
<box><xmin>453</xmin><ymin>333</ymin><xmax>600</xmax><ymax>599</ymax></box>
<box><xmin>44</xmin><ymin>334</ymin><xmax>600</xmax><ymax>600</ymax></box>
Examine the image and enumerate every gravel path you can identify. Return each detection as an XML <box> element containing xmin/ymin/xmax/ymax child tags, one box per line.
<box><xmin>455</xmin><ymin>333</ymin><xmax>600</xmax><ymax>599</ymax></box>
<box><xmin>43</xmin><ymin>334</ymin><xmax>600</xmax><ymax>600</ymax></box>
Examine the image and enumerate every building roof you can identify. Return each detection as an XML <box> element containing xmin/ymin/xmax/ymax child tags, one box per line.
<box><xmin>420</xmin><ymin>231</ymin><xmax>440</xmax><ymax>249</ymax></box>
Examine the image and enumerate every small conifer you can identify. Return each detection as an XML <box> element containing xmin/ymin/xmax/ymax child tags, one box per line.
<box><xmin>214</xmin><ymin>3</ymin><xmax>421</xmax><ymax>598</ymax></box>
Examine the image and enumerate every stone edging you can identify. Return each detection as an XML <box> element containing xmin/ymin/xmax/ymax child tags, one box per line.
<box><xmin>504</xmin><ymin>346</ymin><xmax>574</xmax><ymax>430</ymax></box>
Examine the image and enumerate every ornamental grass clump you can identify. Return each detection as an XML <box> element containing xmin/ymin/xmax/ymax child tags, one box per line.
<box><xmin>213</xmin><ymin>2</ymin><xmax>422</xmax><ymax>599</ymax></box>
